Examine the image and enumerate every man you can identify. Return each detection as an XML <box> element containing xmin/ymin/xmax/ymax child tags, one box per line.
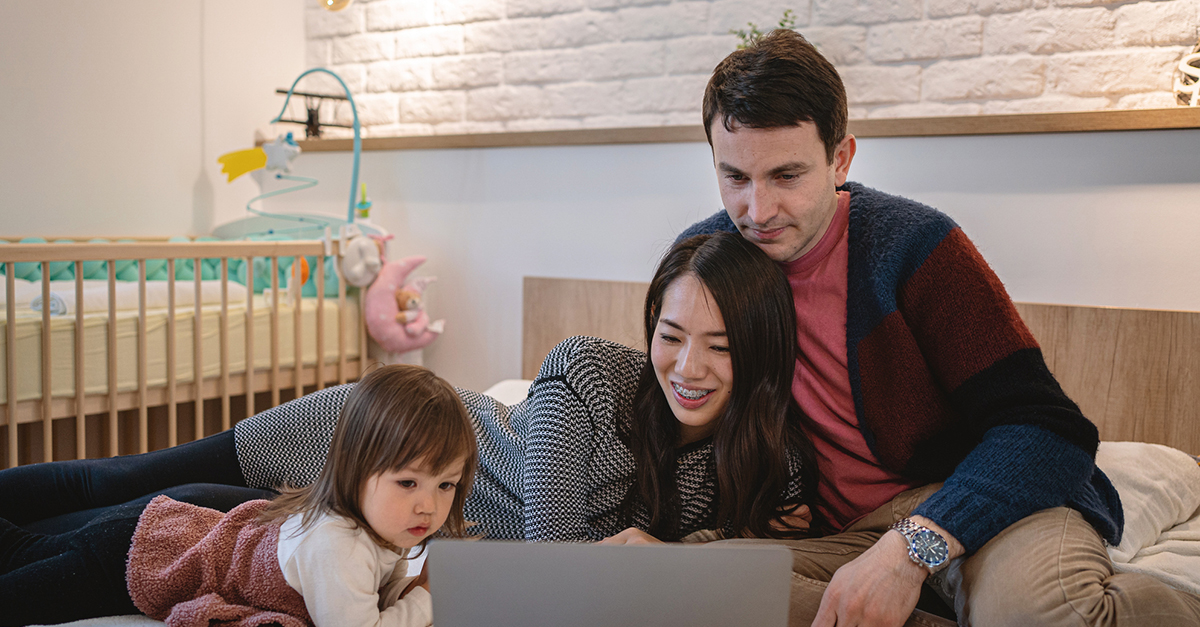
<box><xmin>676</xmin><ymin>30</ymin><xmax>1200</xmax><ymax>627</ymax></box>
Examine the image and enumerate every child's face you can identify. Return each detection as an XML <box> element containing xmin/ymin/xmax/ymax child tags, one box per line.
<box><xmin>360</xmin><ymin>456</ymin><xmax>466</xmax><ymax>549</ymax></box>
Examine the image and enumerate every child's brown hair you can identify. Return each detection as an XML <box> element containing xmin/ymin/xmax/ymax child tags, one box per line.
<box><xmin>260</xmin><ymin>364</ymin><xmax>478</xmax><ymax>551</ymax></box>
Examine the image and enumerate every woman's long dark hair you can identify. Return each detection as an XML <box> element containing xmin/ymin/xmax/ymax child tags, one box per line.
<box><xmin>625</xmin><ymin>231</ymin><xmax>818</xmax><ymax>539</ymax></box>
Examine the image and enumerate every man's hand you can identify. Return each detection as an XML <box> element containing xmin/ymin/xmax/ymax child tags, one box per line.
<box><xmin>812</xmin><ymin>516</ymin><xmax>963</xmax><ymax>627</ymax></box>
<box><xmin>598</xmin><ymin>527</ymin><xmax>664</xmax><ymax>545</ymax></box>
<box><xmin>770</xmin><ymin>503</ymin><xmax>812</xmax><ymax>534</ymax></box>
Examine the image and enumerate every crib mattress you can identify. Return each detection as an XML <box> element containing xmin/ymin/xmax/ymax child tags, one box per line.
<box><xmin>0</xmin><ymin>295</ymin><xmax>361</xmax><ymax>405</ymax></box>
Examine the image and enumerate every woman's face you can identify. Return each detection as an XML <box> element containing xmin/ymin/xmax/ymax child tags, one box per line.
<box><xmin>650</xmin><ymin>274</ymin><xmax>733</xmax><ymax>444</ymax></box>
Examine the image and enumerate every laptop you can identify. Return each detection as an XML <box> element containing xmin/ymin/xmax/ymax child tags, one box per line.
<box><xmin>427</xmin><ymin>540</ymin><xmax>793</xmax><ymax>627</ymax></box>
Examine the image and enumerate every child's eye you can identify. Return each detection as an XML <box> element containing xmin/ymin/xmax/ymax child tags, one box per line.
<box><xmin>397</xmin><ymin>479</ymin><xmax>417</xmax><ymax>488</ymax></box>
<box><xmin>439</xmin><ymin>481</ymin><xmax>459</xmax><ymax>491</ymax></box>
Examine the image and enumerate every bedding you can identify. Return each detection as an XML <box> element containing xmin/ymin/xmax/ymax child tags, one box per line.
<box><xmin>0</xmin><ymin>295</ymin><xmax>361</xmax><ymax>405</ymax></box>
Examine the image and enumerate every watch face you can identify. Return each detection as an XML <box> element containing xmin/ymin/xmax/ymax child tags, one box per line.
<box><xmin>911</xmin><ymin>530</ymin><xmax>948</xmax><ymax>567</ymax></box>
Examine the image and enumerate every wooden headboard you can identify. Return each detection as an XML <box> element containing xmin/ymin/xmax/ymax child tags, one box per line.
<box><xmin>522</xmin><ymin>276</ymin><xmax>1200</xmax><ymax>455</ymax></box>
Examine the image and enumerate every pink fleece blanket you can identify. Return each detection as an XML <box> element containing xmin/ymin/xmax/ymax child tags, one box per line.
<box><xmin>126</xmin><ymin>496</ymin><xmax>313</xmax><ymax>627</ymax></box>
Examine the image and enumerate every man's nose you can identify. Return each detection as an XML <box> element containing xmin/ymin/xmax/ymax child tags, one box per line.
<box><xmin>746</xmin><ymin>183</ymin><xmax>778</xmax><ymax>225</ymax></box>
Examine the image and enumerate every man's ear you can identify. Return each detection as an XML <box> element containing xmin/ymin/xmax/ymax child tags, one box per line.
<box><xmin>833</xmin><ymin>134</ymin><xmax>856</xmax><ymax>187</ymax></box>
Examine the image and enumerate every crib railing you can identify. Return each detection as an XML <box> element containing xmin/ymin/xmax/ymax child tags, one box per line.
<box><xmin>0</xmin><ymin>239</ymin><xmax>369</xmax><ymax>467</ymax></box>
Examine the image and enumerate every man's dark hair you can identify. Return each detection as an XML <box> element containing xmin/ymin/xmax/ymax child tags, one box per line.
<box><xmin>703</xmin><ymin>29</ymin><xmax>847</xmax><ymax>163</ymax></box>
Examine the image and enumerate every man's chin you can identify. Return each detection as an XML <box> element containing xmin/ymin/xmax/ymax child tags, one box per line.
<box><xmin>737</xmin><ymin>231</ymin><xmax>799</xmax><ymax>263</ymax></box>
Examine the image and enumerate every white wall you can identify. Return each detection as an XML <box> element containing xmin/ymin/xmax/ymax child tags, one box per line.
<box><xmin>269</xmin><ymin>127</ymin><xmax>1200</xmax><ymax>391</ymax></box>
<box><xmin>304</xmin><ymin>0</ymin><xmax>1200</xmax><ymax>137</ymax></box>
<box><xmin>0</xmin><ymin>0</ymin><xmax>305</xmax><ymax>238</ymax></box>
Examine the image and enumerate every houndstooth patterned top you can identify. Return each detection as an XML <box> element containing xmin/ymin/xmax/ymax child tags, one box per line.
<box><xmin>234</xmin><ymin>336</ymin><xmax>806</xmax><ymax>542</ymax></box>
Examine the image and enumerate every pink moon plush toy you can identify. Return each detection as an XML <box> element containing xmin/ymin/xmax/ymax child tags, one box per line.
<box><xmin>364</xmin><ymin>256</ymin><xmax>444</xmax><ymax>354</ymax></box>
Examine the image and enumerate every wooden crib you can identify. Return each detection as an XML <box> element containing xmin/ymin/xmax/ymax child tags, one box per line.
<box><xmin>1</xmin><ymin>239</ymin><xmax>368</xmax><ymax>467</ymax></box>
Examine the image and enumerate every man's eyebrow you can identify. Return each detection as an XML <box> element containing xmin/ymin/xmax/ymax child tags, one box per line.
<box><xmin>660</xmin><ymin>318</ymin><xmax>727</xmax><ymax>337</ymax></box>
<box><xmin>717</xmin><ymin>161</ymin><xmax>808</xmax><ymax>176</ymax></box>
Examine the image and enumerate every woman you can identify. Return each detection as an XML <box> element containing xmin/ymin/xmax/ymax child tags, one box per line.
<box><xmin>0</xmin><ymin>232</ymin><xmax>816</xmax><ymax>543</ymax></box>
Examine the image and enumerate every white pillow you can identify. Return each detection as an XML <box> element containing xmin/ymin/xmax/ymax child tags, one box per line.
<box><xmin>482</xmin><ymin>379</ymin><xmax>533</xmax><ymax>406</ymax></box>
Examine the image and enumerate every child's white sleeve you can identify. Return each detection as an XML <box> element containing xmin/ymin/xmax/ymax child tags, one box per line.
<box><xmin>283</xmin><ymin>525</ymin><xmax>433</xmax><ymax>627</ymax></box>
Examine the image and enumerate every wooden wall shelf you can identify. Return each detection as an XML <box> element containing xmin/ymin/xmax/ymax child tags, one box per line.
<box><xmin>294</xmin><ymin>107</ymin><xmax>1200</xmax><ymax>153</ymax></box>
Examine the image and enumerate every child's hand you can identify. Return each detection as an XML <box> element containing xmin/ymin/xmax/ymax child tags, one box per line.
<box><xmin>401</xmin><ymin>560</ymin><xmax>430</xmax><ymax>597</ymax></box>
<box><xmin>598</xmin><ymin>527</ymin><xmax>663</xmax><ymax>545</ymax></box>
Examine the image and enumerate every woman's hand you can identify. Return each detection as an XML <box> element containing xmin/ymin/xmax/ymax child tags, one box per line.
<box><xmin>400</xmin><ymin>560</ymin><xmax>430</xmax><ymax>597</ymax></box>
<box><xmin>598</xmin><ymin>527</ymin><xmax>664</xmax><ymax>545</ymax></box>
<box><xmin>770</xmin><ymin>503</ymin><xmax>812</xmax><ymax>534</ymax></box>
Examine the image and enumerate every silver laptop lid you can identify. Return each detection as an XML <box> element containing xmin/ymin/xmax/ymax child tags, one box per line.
<box><xmin>428</xmin><ymin>540</ymin><xmax>792</xmax><ymax>627</ymax></box>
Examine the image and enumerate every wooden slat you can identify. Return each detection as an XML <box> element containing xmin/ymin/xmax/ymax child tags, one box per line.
<box><xmin>0</xmin><ymin>358</ymin><xmax>365</xmax><ymax>426</ymax></box>
<box><xmin>107</xmin><ymin>261</ymin><xmax>118</xmax><ymax>456</ymax></box>
<box><xmin>245</xmin><ymin>257</ymin><xmax>255</xmax><ymax>419</ymax></box>
<box><xmin>137</xmin><ymin>260</ymin><xmax>148</xmax><ymax>454</ymax></box>
<box><xmin>193</xmin><ymin>259</ymin><xmax>203</xmax><ymax>441</ymax></box>
<box><xmin>359</xmin><ymin>289</ymin><xmax>368</xmax><ymax>378</ymax></box>
<box><xmin>316</xmin><ymin>254</ymin><xmax>325</xmax><ymax>391</ymax></box>
<box><xmin>337</xmin><ymin>258</ymin><xmax>346</xmax><ymax>385</ymax></box>
<box><xmin>271</xmin><ymin>257</ymin><xmax>280</xmax><ymax>408</ymax></box>
<box><xmin>166</xmin><ymin>259</ymin><xmax>177</xmax><ymax>448</ymax></box>
<box><xmin>221</xmin><ymin>258</ymin><xmax>230</xmax><ymax>431</ymax></box>
<box><xmin>293</xmin><ymin>256</ymin><xmax>303</xmax><ymax>399</ymax></box>
<box><xmin>6</xmin><ymin>264</ymin><xmax>17</xmax><ymax>467</ymax></box>
<box><xmin>74</xmin><ymin>262</ymin><xmax>85</xmax><ymax>458</ymax></box>
<box><xmin>41</xmin><ymin>264</ymin><xmax>52</xmax><ymax>461</ymax></box>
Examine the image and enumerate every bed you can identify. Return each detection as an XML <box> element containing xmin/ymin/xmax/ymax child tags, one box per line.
<box><xmin>22</xmin><ymin>275</ymin><xmax>1200</xmax><ymax>626</ymax></box>
<box><xmin>1</xmin><ymin>238</ymin><xmax>367</xmax><ymax>467</ymax></box>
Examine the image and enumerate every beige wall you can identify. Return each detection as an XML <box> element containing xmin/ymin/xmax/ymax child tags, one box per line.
<box><xmin>0</xmin><ymin>0</ymin><xmax>305</xmax><ymax>238</ymax></box>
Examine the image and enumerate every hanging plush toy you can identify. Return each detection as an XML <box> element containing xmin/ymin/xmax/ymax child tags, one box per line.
<box><xmin>341</xmin><ymin>225</ymin><xmax>389</xmax><ymax>287</ymax></box>
<box><xmin>364</xmin><ymin>256</ymin><xmax>445</xmax><ymax>354</ymax></box>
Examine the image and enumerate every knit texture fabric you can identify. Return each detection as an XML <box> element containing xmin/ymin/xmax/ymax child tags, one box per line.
<box><xmin>462</xmin><ymin>335</ymin><xmax>806</xmax><ymax>541</ymax></box>
<box><xmin>127</xmin><ymin>497</ymin><xmax>311</xmax><ymax>627</ymax></box>
<box><xmin>678</xmin><ymin>182</ymin><xmax>1123</xmax><ymax>553</ymax></box>
<box><xmin>233</xmin><ymin>336</ymin><xmax>806</xmax><ymax>543</ymax></box>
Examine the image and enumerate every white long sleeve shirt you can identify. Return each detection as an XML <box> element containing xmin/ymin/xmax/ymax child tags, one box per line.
<box><xmin>277</xmin><ymin>512</ymin><xmax>432</xmax><ymax>627</ymax></box>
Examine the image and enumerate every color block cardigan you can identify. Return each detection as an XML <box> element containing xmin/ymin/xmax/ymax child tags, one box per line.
<box><xmin>678</xmin><ymin>181</ymin><xmax>1123</xmax><ymax>553</ymax></box>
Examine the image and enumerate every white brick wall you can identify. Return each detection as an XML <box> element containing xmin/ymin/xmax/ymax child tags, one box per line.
<box><xmin>304</xmin><ymin>0</ymin><xmax>1200</xmax><ymax>136</ymax></box>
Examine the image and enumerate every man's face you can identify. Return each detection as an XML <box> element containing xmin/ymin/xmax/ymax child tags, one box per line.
<box><xmin>710</xmin><ymin>121</ymin><xmax>856</xmax><ymax>263</ymax></box>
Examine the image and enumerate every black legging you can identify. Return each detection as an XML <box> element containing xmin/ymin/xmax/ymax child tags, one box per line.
<box><xmin>0</xmin><ymin>430</ymin><xmax>270</xmax><ymax>534</ymax></box>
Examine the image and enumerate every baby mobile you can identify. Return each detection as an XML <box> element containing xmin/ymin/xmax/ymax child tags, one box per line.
<box><xmin>215</xmin><ymin>68</ymin><xmax>443</xmax><ymax>355</ymax></box>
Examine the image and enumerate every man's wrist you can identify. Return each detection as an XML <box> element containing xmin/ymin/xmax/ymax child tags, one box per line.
<box><xmin>908</xmin><ymin>515</ymin><xmax>965</xmax><ymax>560</ymax></box>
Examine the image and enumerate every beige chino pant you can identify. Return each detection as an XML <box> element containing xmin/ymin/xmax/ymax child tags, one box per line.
<box><xmin>720</xmin><ymin>483</ymin><xmax>1200</xmax><ymax>627</ymax></box>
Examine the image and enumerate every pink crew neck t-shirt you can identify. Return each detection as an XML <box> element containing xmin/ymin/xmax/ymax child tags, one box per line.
<box><xmin>782</xmin><ymin>191</ymin><xmax>921</xmax><ymax>530</ymax></box>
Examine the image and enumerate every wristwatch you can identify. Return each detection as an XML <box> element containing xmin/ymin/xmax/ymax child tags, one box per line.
<box><xmin>888</xmin><ymin>517</ymin><xmax>949</xmax><ymax>573</ymax></box>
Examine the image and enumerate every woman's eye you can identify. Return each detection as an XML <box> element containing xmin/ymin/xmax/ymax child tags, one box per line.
<box><xmin>711</xmin><ymin>344</ymin><xmax>730</xmax><ymax>354</ymax></box>
<box><xmin>658</xmin><ymin>333</ymin><xmax>681</xmax><ymax>344</ymax></box>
